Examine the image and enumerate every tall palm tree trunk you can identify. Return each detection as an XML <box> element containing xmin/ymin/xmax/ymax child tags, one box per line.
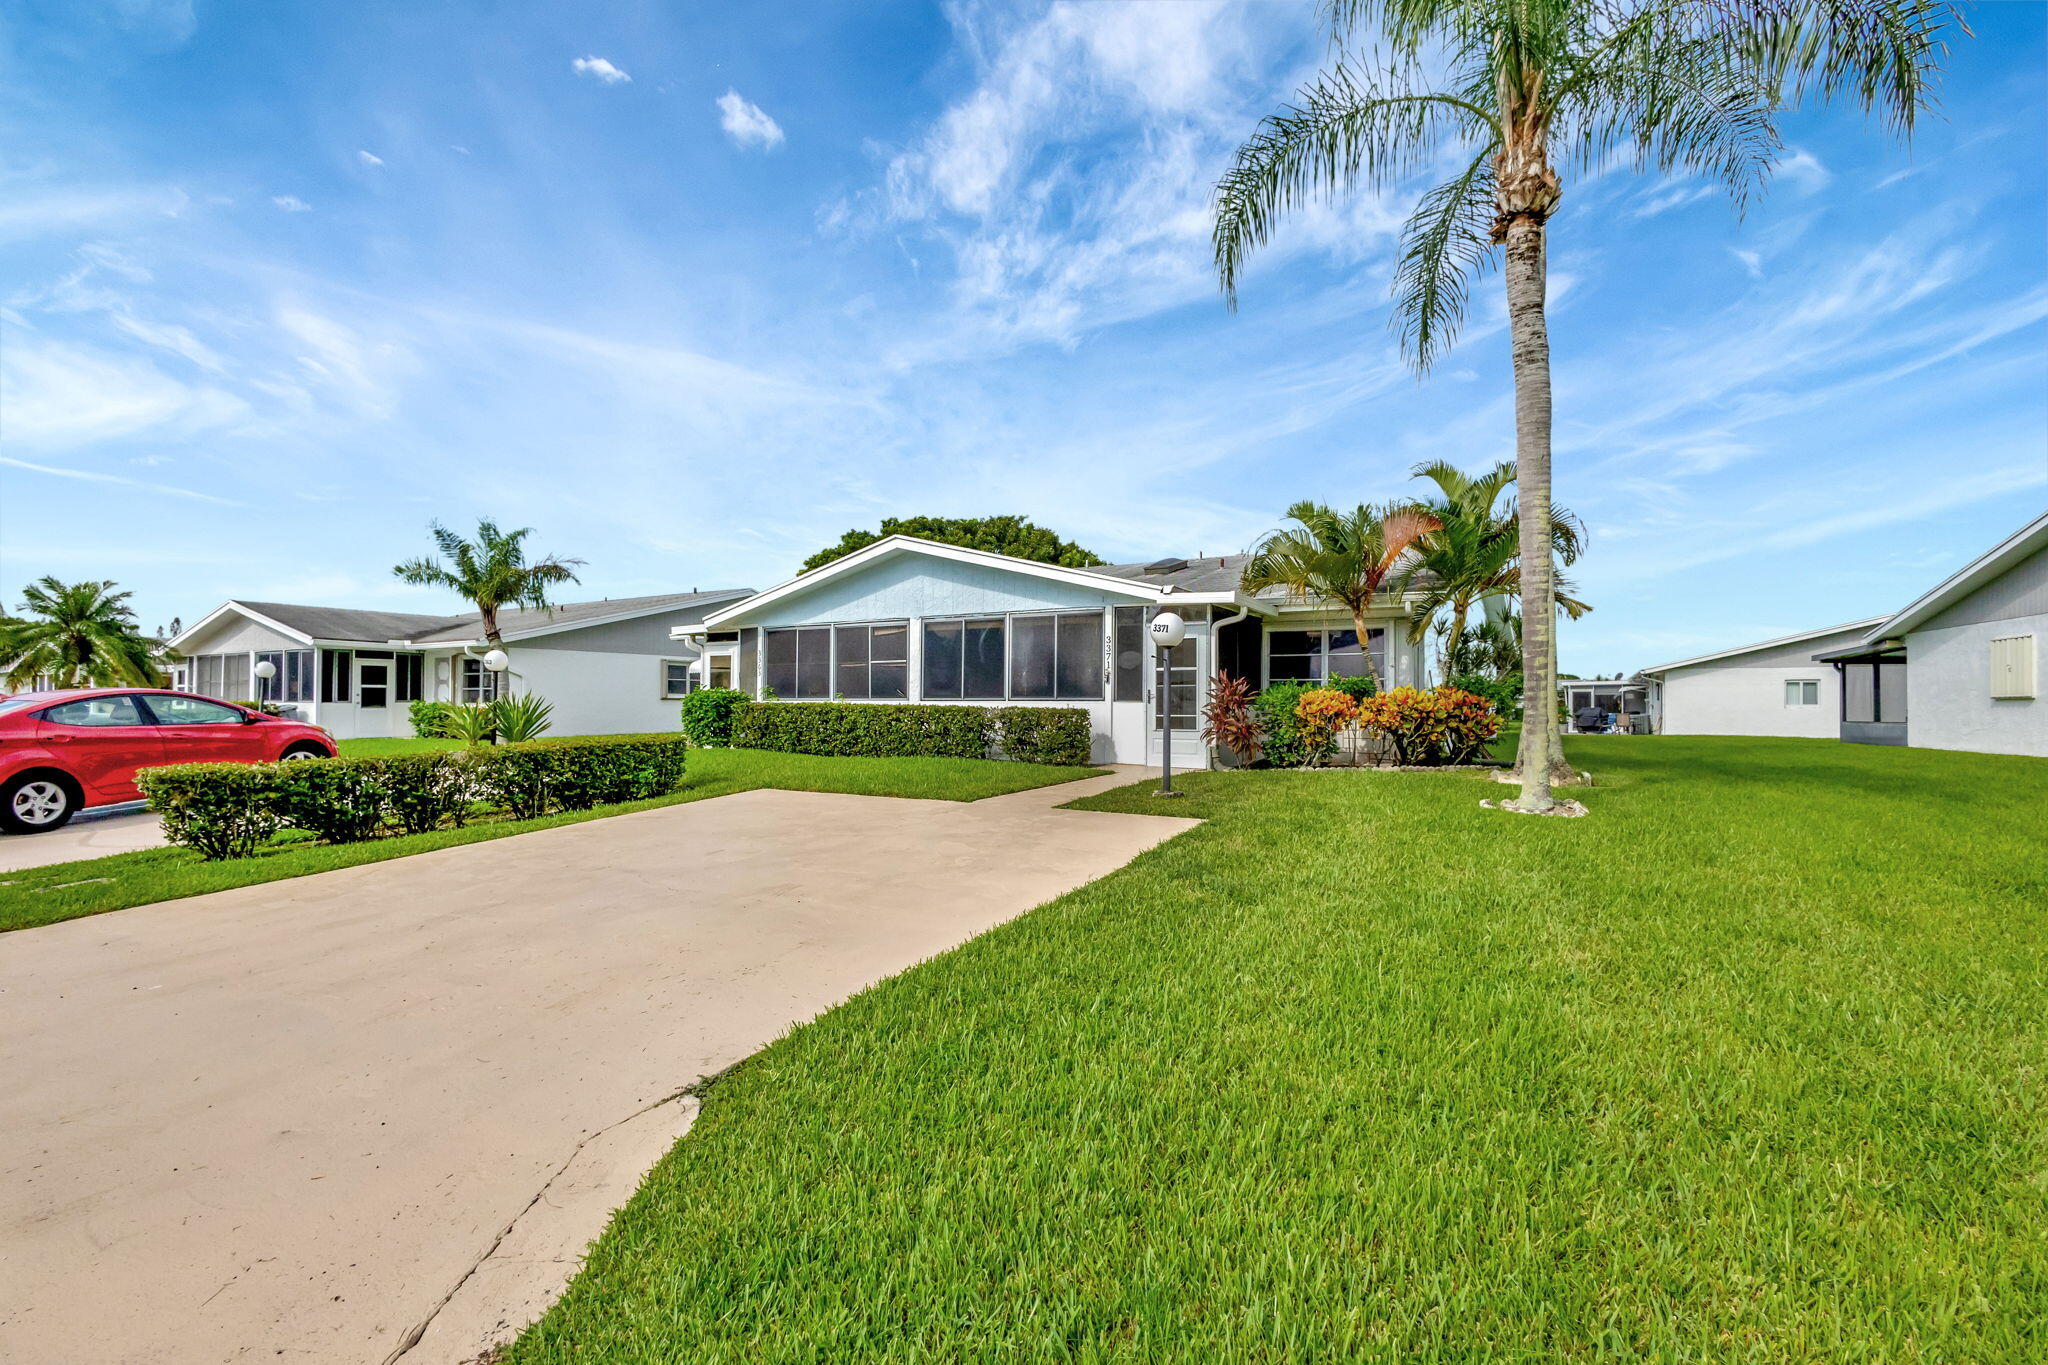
<box><xmin>1503</xmin><ymin>213</ymin><xmax>1563</xmax><ymax>812</ymax></box>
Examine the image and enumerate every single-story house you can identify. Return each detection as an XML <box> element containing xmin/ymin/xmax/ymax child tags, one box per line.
<box><xmin>1816</xmin><ymin>509</ymin><xmax>2045</xmax><ymax>757</ymax></box>
<box><xmin>1637</xmin><ymin>618</ymin><xmax>1889</xmax><ymax>739</ymax></box>
<box><xmin>164</xmin><ymin>589</ymin><xmax>752</xmax><ymax>740</ymax></box>
<box><xmin>1560</xmin><ymin>678</ymin><xmax>1650</xmax><ymax>733</ymax></box>
<box><xmin>671</xmin><ymin>534</ymin><xmax>1431</xmax><ymax>767</ymax></box>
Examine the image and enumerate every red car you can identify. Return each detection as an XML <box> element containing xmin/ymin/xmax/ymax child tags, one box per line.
<box><xmin>0</xmin><ymin>688</ymin><xmax>337</xmax><ymax>834</ymax></box>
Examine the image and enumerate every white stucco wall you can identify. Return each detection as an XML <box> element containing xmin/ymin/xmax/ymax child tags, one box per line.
<box><xmin>505</xmin><ymin>646</ymin><xmax>693</xmax><ymax>738</ymax></box>
<box><xmin>1903</xmin><ymin>613</ymin><xmax>2047</xmax><ymax>757</ymax></box>
<box><xmin>1655</xmin><ymin>663</ymin><xmax>1839</xmax><ymax>738</ymax></box>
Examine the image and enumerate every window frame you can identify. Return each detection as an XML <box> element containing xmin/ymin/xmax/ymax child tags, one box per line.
<box><xmin>661</xmin><ymin>659</ymin><xmax>694</xmax><ymax>699</ymax></box>
<box><xmin>1784</xmin><ymin>678</ymin><xmax>1821</xmax><ymax>707</ymax></box>
<box><xmin>1265</xmin><ymin>625</ymin><xmax>1388</xmax><ymax>686</ymax></box>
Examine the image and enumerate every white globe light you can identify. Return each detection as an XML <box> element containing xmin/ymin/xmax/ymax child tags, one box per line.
<box><xmin>1148</xmin><ymin>611</ymin><xmax>1187</xmax><ymax>648</ymax></box>
<box><xmin>252</xmin><ymin>660</ymin><xmax>277</xmax><ymax>680</ymax></box>
<box><xmin>483</xmin><ymin>649</ymin><xmax>510</xmax><ymax>673</ymax></box>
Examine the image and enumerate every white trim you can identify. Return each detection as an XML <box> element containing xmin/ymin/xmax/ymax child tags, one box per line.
<box><xmin>702</xmin><ymin>535</ymin><xmax>1165</xmax><ymax>628</ymax></box>
<box><xmin>1868</xmin><ymin>510</ymin><xmax>2048</xmax><ymax>640</ymax></box>
<box><xmin>166</xmin><ymin>601</ymin><xmax>314</xmax><ymax>651</ymax></box>
<box><xmin>1638</xmin><ymin>617</ymin><xmax>1890</xmax><ymax>677</ymax></box>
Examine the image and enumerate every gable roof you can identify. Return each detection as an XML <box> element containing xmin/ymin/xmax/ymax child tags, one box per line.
<box><xmin>1093</xmin><ymin>555</ymin><xmax>1253</xmax><ymax>594</ymax></box>
<box><xmin>1864</xmin><ymin>509</ymin><xmax>2048</xmax><ymax>640</ymax></box>
<box><xmin>1637</xmin><ymin>617</ymin><xmax>1889</xmax><ymax>677</ymax></box>
<box><xmin>170</xmin><ymin>590</ymin><xmax>754</xmax><ymax>651</ymax></box>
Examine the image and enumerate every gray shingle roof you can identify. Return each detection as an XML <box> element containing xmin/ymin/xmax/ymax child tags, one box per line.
<box><xmin>236</xmin><ymin>589</ymin><xmax>753</xmax><ymax>645</ymax></box>
<box><xmin>1092</xmin><ymin>555</ymin><xmax>1254</xmax><ymax>594</ymax></box>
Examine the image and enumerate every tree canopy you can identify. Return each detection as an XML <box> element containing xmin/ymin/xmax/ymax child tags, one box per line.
<box><xmin>801</xmin><ymin>516</ymin><xmax>1104</xmax><ymax>574</ymax></box>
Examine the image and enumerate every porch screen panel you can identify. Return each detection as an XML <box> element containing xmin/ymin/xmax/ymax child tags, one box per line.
<box><xmin>870</xmin><ymin>624</ymin><xmax>908</xmax><ymax>699</ymax></box>
<box><xmin>764</xmin><ymin>630</ymin><xmax>798</xmax><ymax>698</ymax></box>
<box><xmin>394</xmin><ymin>654</ymin><xmax>422</xmax><ymax>703</ymax></box>
<box><xmin>222</xmin><ymin>654</ymin><xmax>250</xmax><ymax>700</ymax></box>
<box><xmin>795</xmin><ymin>627</ymin><xmax>832</xmax><ymax>699</ymax></box>
<box><xmin>963</xmin><ymin>619</ymin><xmax>1006</xmax><ymax>699</ymax></box>
<box><xmin>1114</xmin><ymin>607</ymin><xmax>1145</xmax><ymax>701</ymax></box>
<box><xmin>1843</xmin><ymin>664</ymin><xmax>1876</xmax><ymax>723</ymax></box>
<box><xmin>1878</xmin><ymin>662</ymin><xmax>1908</xmax><ymax>723</ymax></box>
<box><xmin>1267</xmin><ymin>630</ymin><xmax>1320</xmax><ymax>683</ymax></box>
<box><xmin>836</xmin><ymin>626</ymin><xmax>871</xmax><ymax>700</ymax></box>
<box><xmin>1010</xmin><ymin>617</ymin><xmax>1056</xmax><ymax>699</ymax></box>
<box><xmin>923</xmin><ymin>621</ymin><xmax>963</xmax><ymax>698</ymax></box>
<box><xmin>740</xmin><ymin>628</ymin><xmax>760</xmax><ymax>698</ymax></box>
<box><xmin>320</xmin><ymin>649</ymin><xmax>352</xmax><ymax>703</ymax></box>
<box><xmin>1055</xmin><ymin>611</ymin><xmax>1103</xmax><ymax>699</ymax></box>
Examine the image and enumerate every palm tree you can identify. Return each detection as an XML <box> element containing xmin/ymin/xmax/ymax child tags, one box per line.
<box><xmin>1241</xmin><ymin>500</ymin><xmax>1441</xmax><ymax>688</ymax></box>
<box><xmin>0</xmin><ymin>578</ymin><xmax>163</xmax><ymax>690</ymax></box>
<box><xmin>1213</xmin><ymin>0</ymin><xmax>1955</xmax><ymax>811</ymax></box>
<box><xmin>1406</xmin><ymin>458</ymin><xmax>1587</xmax><ymax>677</ymax></box>
<box><xmin>392</xmin><ymin>520</ymin><xmax>585</xmax><ymax>647</ymax></box>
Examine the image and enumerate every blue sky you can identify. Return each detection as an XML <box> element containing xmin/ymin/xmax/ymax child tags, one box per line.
<box><xmin>1</xmin><ymin>0</ymin><xmax>2042</xmax><ymax>674</ymax></box>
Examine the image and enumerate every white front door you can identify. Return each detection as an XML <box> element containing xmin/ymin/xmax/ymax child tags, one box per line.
<box><xmin>1146</xmin><ymin>634</ymin><xmax>1205</xmax><ymax>771</ymax></box>
<box><xmin>354</xmin><ymin>660</ymin><xmax>394</xmax><ymax>738</ymax></box>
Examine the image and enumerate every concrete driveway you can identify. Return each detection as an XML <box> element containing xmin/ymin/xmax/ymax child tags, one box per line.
<box><xmin>0</xmin><ymin>804</ymin><xmax>165</xmax><ymax>873</ymax></box>
<box><xmin>0</xmin><ymin>770</ymin><xmax>1191</xmax><ymax>1365</ymax></box>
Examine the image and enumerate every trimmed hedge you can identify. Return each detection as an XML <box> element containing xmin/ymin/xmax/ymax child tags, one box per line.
<box><xmin>730</xmin><ymin>702</ymin><xmax>991</xmax><ymax>760</ymax></box>
<box><xmin>679</xmin><ymin>688</ymin><xmax>749</xmax><ymax>747</ymax></box>
<box><xmin>991</xmin><ymin>706</ymin><xmax>1093</xmax><ymax>766</ymax></box>
<box><xmin>137</xmin><ymin>736</ymin><xmax>689</xmax><ymax>860</ymax></box>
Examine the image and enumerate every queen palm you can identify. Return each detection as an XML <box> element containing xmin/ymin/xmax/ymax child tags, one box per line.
<box><xmin>392</xmin><ymin>520</ymin><xmax>584</xmax><ymax>647</ymax></box>
<box><xmin>0</xmin><ymin>578</ymin><xmax>162</xmax><ymax>689</ymax></box>
<box><xmin>1214</xmin><ymin>0</ymin><xmax>1955</xmax><ymax>812</ymax></box>
<box><xmin>1406</xmin><ymin>458</ymin><xmax>1587</xmax><ymax>677</ymax></box>
<box><xmin>1241</xmin><ymin>500</ymin><xmax>1441</xmax><ymax>689</ymax></box>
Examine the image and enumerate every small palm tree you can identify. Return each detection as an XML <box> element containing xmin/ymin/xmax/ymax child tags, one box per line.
<box><xmin>1214</xmin><ymin>0</ymin><xmax>1956</xmax><ymax>811</ymax></box>
<box><xmin>1241</xmin><ymin>501</ymin><xmax>1441</xmax><ymax>688</ymax></box>
<box><xmin>1406</xmin><ymin>458</ymin><xmax>1587</xmax><ymax>677</ymax></box>
<box><xmin>392</xmin><ymin>520</ymin><xmax>584</xmax><ymax>647</ymax></box>
<box><xmin>0</xmin><ymin>578</ymin><xmax>163</xmax><ymax>690</ymax></box>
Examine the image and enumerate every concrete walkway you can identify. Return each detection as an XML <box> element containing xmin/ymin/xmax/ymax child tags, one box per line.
<box><xmin>0</xmin><ymin>804</ymin><xmax>165</xmax><ymax>873</ymax></box>
<box><xmin>0</xmin><ymin>769</ymin><xmax>1190</xmax><ymax>1365</ymax></box>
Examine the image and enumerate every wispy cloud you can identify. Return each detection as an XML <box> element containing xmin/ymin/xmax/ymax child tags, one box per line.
<box><xmin>716</xmin><ymin>90</ymin><xmax>785</xmax><ymax>151</ymax></box>
<box><xmin>0</xmin><ymin>455</ymin><xmax>244</xmax><ymax>506</ymax></box>
<box><xmin>571</xmin><ymin>56</ymin><xmax>629</xmax><ymax>85</ymax></box>
<box><xmin>357</xmin><ymin>149</ymin><xmax>384</xmax><ymax>167</ymax></box>
<box><xmin>272</xmin><ymin>194</ymin><xmax>311</xmax><ymax>212</ymax></box>
<box><xmin>1730</xmin><ymin>247</ymin><xmax>1763</xmax><ymax>279</ymax></box>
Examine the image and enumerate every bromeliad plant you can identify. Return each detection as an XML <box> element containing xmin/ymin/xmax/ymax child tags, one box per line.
<box><xmin>492</xmin><ymin>693</ymin><xmax>555</xmax><ymax>743</ymax></box>
<box><xmin>440</xmin><ymin>703</ymin><xmax>499</xmax><ymax>746</ymax></box>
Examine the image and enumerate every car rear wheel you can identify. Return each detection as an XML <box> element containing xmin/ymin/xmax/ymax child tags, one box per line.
<box><xmin>2</xmin><ymin>775</ymin><xmax>78</xmax><ymax>833</ymax></box>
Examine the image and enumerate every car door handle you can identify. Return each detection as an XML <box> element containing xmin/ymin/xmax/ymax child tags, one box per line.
<box><xmin>46</xmin><ymin>734</ymin><xmax>72</xmax><ymax>743</ymax></box>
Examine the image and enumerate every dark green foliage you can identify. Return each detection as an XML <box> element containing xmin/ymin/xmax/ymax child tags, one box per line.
<box><xmin>1448</xmin><ymin>671</ymin><xmax>1521</xmax><ymax>715</ymax></box>
<box><xmin>679</xmin><ymin>688</ymin><xmax>749</xmax><ymax>747</ymax></box>
<box><xmin>409</xmin><ymin>699</ymin><xmax>454</xmax><ymax>738</ymax></box>
<box><xmin>136</xmin><ymin>764</ymin><xmax>282</xmax><ymax>861</ymax></box>
<box><xmin>469</xmin><ymin>737</ymin><xmax>689</xmax><ymax>818</ymax></box>
<box><xmin>1325</xmin><ymin>673</ymin><xmax>1378</xmax><ymax>702</ymax></box>
<box><xmin>801</xmin><ymin>516</ymin><xmax>1103</xmax><ymax>574</ymax></box>
<box><xmin>732</xmin><ymin>702</ymin><xmax>991</xmax><ymax>760</ymax></box>
<box><xmin>230</xmin><ymin>699</ymin><xmax>287</xmax><ymax>716</ymax></box>
<box><xmin>270</xmin><ymin>758</ymin><xmax>389</xmax><ymax>844</ymax></box>
<box><xmin>379</xmin><ymin>752</ymin><xmax>474</xmax><ymax>834</ymax></box>
<box><xmin>1250</xmin><ymin>682</ymin><xmax>1313</xmax><ymax>768</ymax></box>
<box><xmin>990</xmin><ymin>707</ymin><xmax>1092</xmax><ymax>766</ymax></box>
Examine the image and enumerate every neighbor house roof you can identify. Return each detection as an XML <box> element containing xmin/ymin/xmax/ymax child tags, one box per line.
<box><xmin>169</xmin><ymin>590</ymin><xmax>754</xmax><ymax>652</ymax></box>
<box><xmin>1637</xmin><ymin>618</ymin><xmax>1890</xmax><ymax>677</ymax></box>
<box><xmin>1861</xmin><ymin>509</ymin><xmax>2048</xmax><ymax>641</ymax></box>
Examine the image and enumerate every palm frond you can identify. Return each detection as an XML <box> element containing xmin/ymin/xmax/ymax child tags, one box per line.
<box><xmin>1391</xmin><ymin>149</ymin><xmax>1499</xmax><ymax>369</ymax></box>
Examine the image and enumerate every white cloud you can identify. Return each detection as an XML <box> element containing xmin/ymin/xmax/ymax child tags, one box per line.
<box><xmin>358</xmin><ymin>149</ymin><xmax>384</xmax><ymax>166</ymax></box>
<box><xmin>1730</xmin><ymin>248</ymin><xmax>1763</xmax><ymax>279</ymax></box>
<box><xmin>0</xmin><ymin>455</ymin><xmax>243</xmax><ymax>506</ymax></box>
<box><xmin>272</xmin><ymin>194</ymin><xmax>311</xmax><ymax>212</ymax></box>
<box><xmin>1777</xmin><ymin>148</ymin><xmax>1832</xmax><ymax>194</ymax></box>
<box><xmin>716</xmin><ymin>90</ymin><xmax>785</xmax><ymax>151</ymax></box>
<box><xmin>1630</xmin><ymin>182</ymin><xmax>1719</xmax><ymax>218</ymax></box>
<box><xmin>0</xmin><ymin>186</ymin><xmax>189</xmax><ymax>242</ymax></box>
<box><xmin>0</xmin><ymin>337</ymin><xmax>246</xmax><ymax>448</ymax></box>
<box><xmin>571</xmin><ymin>56</ymin><xmax>630</xmax><ymax>85</ymax></box>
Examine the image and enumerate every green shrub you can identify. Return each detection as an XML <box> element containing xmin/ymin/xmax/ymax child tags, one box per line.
<box><xmin>679</xmin><ymin>687</ymin><xmax>749</xmax><ymax>747</ymax></box>
<box><xmin>1448</xmin><ymin>671</ymin><xmax>1521</xmax><ymax>717</ymax></box>
<box><xmin>409</xmin><ymin>699</ymin><xmax>454</xmax><ymax>738</ymax></box>
<box><xmin>379</xmin><ymin>751</ymin><xmax>474</xmax><ymax>833</ymax></box>
<box><xmin>991</xmin><ymin>707</ymin><xmax>1093</xmax><ymax>765</ymax></box>
<box><xmin>137</xmin><ymin>763</ymin><xmax>282</xmax><ymax>861</ymax></box>
<box><xmin>441</xmin><ymin>703</ymin><xmax>498</xmax><ymax>746</ymax></box>
<box><xmin>1326</xmin><ymin>673</ymin><xmax>1378</xmax><ymax>702</ymax></box>
<box><xmin>731</xmin><ymin>702</ymin><xmax>990</xmax><ymax>760</ymax></box>
<box><xmin>271</xmin><ymin>758</ymin><xmax>389</xmax><ymax>844</ymax></box>
<box><xmin>493</xmin><ymin>693</ymin><xmax>555</xmax><ymax>743</ymax></box>
<box><xmin>472</xmin><ymin>735</ymin><xmax>690</xmax><ymax>817</ymax></box>
<box><xmin>1251</xmin><ymin>682</ymin><xmax>1314</xmax><ymax>768</ymax></box>
<box><xmin>230</xmin><ymin>699</ymin><xmax>287</xmax><ymax>716</ymax></box>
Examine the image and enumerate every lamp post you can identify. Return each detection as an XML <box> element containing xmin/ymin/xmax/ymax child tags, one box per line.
<box><xmin>1148</xmin><ymin>611</ymin><xmax>1186</xmax><ymax>798</ymax></box>
<box><xmin>253</xmin><ymin>658</ymin><xmax>276</xmax><ymax>710</ymax></box>
<box><xmin>482</xmin><ymin>648</ymin><xmax>509</xmax><ymax>699</ymax></box>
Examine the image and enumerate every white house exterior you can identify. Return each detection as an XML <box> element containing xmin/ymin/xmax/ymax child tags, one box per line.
<box><xmin>1839</xmin><ymin>510</ymin><xmax>2047</xmax><ymax>758</ymax></box>
<box><xmin>1638</xmin><ymin>619</ymin><xmax>1887</xmax><ymax>739</ymax></box>
<box><xmin>675</xmin><ymin>535</ymin><xmax>1431</xmax><ymax>768</ymax></box>
<box><xmin>164</xmin><ymin>590</ymin><xmax>751</xmax><ymax>741</ymax></box>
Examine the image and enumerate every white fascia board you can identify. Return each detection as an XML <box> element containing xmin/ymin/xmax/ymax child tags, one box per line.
<box><xmin>500</xmin><ymin>591</ymin><xmax>756</xmax><ymax>642</ymax></box>
<box><xmin>1637</xmin><ymin>616</ymin><xmax>1891</xmax><ymax>676</ymax></box>
<box><xmin>1869</xmin><ymin>510</ymin><xmax>2048</xmax><ymax>639</ymax></box>
<box><xmin>167</xmin><ymin>601</ymin><xmax>315</xmax><ymax>651</ymax></box>
<box><xmin>703</xmin><ymin>536</ymin><xmax>1163</xmax><ymax>628</ymax></box>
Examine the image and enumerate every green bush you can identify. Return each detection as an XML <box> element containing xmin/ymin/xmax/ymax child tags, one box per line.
<box><xmin>1448</xmin><ymin>671</ymin><xmax>1522</xmax><ymax>717</ymax></box>
<box><xmin>1251</xmin><ymin>682</ymin><xmax>1314</xmax><ymax>768</ymax></box>
<box><xmin>230</xmin><ymin>699</ymin><xmax>287</xmax><ymax>716</ymax></box>
<box><xmin>409</xmin><ymin>699</ymin><xmax>454</xmax><ymax>738</ymax></box>
<box><xmin>679</xmin><ymin>687</ymin><xmax>749</xmax><ymax>747</ymax></box>
<box><xmin>379</xmin><ymin>751</ymin><xmax>474</xmax><ymax>834</ymax></box>
<box><xmin>1326</xmin><ymin>673</ymin><xmax>1378</xmax><ymax>702</ymax></box>
<box><xmin>440</xmin><ymin>703</ymin><xmax>498</xmax><ymax>746</ymax></box>
<box><xmin>471</xmin><ymin>736</ymin><xmax>690</xmax><ymax>818</ymax></box>
<box><xmin>271</xmin><ymin>758</ymin><xmax>389</xmax><ymax>844</ymax></box>
<box><xmin>731</xmin><ymin>702</ymin><xmax>990</xmax><ymax>760</ymax></box>
<box><xmin>137</xmin><ymin>763</ymin><xmax>282</xmax><ymax>861</ymax></box>
<box><xmin>991</xmin><ymin>706</ymin><xmax>1093</xmax><ymax>765</ymax></box>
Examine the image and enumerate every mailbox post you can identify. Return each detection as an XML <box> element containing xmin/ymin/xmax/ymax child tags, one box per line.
<box><xmin>1148</xmin><ymin>611</ymin><xmax>1186</xmax><ymax>797</ymax></box>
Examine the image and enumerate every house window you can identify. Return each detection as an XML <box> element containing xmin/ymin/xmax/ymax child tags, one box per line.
<box><xmin>320</xmin><ymin>649</ymin><xmax>352</xmax><ymax>703</ymax></box>
<box><xmin>707</xmin><ymin>656</ymin><xmax>734</xmax><ymax>690</ymax></box>
<box><xmin>1008</xmin><ymin>612</ymin><xmax>1104</xmax><ymax>700</ymax></box>
<box><xmin>254</xmin><ymin>650</ymin><xmax>315</xmax><ymax>703</ymax></box>
<box><xmin>662</xmin><ymin>660</ymin><xmax>693</xmax><ymax>698</ymax></box>
<box><xmin>1267</xmin><ymin>627</ymin><xmax>1386</xmax><ymax>685</ymax></box>
<box><xmin>1113</xmin><ymin>606</ymin><xmax>1146</xmax><ymax>702</ymax></box>
<box><xmin>458</xmin><ymin>656</ymin><xmax>502</xmax><ymax>703</ymax></box>
<box><xmin>1841</xmin><ymin>662</ymin><xmax>1907</xmax><ymax>724</ymax></box>
<box><xmin>394</xmin><ymin>653</ymin><xmax>423</xmax><ymax>703</ymax></box>
<box><xmin>189</xmin><ymin>652</ymin><xmax>252</xmax><ymax>701</ymax></box>
<box><xmin>922</xmin><ymin>618</ymin><xmax>1006</xmax><ymax>700</ymax></box>
<box><xmin>1784</xmin><ymin>679</ymin><xmax>1820</xmax><ymax>706</ymax></box>
<box><xmin>834</xmin><ymin>623</ymin><xmax>909</xmax><ymax>700</ymax></box>
<box><xmin>763</xmin><ymin>627</ymin><xmax>832</xmax><ymax>699</ymax></box>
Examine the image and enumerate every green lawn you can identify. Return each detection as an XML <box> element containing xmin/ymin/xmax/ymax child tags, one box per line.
<box><xmin>507</xmin><ymin>736</ymin><xmax>2048</xmax><ymax>1363</ymax></box>
<box><xmin>0</xmin><ymin>748</ymin><xmax>1099</xmax><ymax>933</ymax></box>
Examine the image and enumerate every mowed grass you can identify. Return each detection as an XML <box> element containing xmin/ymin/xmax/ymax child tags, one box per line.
<box><xmin>507</xmin><ymin>737</ymin><xmax>2048</xmax><ymax>1364</ymax></box>
<box><xmin>0</xmin><ymin>748</ymin><xmax>1099</xmax><ymax>933</ymax></box>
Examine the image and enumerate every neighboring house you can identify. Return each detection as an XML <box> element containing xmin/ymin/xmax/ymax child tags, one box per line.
<box><xmin>164</xmin><ymin>590</ymin><xmax>752</xmax><ymax>740</ymax></box>
<box><xmin>1817</xmin><ymin>510</ymin><xmax>2046</xmax><ymax>757</ymax></box>
<box><xmin>1638</xmin><ymin>619</ymin><xmax>1888</xmax><ymax>740</ymax></box>
<box><xmin>672</xmin><ymin>534</ymin><xmax>1431</xmax><ymax>767</ymax></box>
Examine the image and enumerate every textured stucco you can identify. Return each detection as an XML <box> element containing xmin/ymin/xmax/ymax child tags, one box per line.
<box><xmin>1904</xmin><ymin>613</ymin><xmax>2046</xmax><ymax>757</ymax></box>
<box><xmin>742</xmin><ymin>555</ymin><xmax>1150</xmax><ymax>629</ymax></box>
<box><xmin>1655</xmin><ymin>664</ymin><xmax>1840</xmax><ymax>738</ymax></box>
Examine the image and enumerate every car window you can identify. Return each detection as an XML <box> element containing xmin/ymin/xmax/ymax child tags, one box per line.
<box><xmin>42</xmin><ymin>695</ymin><xmax>148</xmax><ymax>727</ymax></box>
<box><xmin>148</xmin><ymin>695</ymin><xmax>246</xmax><ymax>726</ymax></box>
